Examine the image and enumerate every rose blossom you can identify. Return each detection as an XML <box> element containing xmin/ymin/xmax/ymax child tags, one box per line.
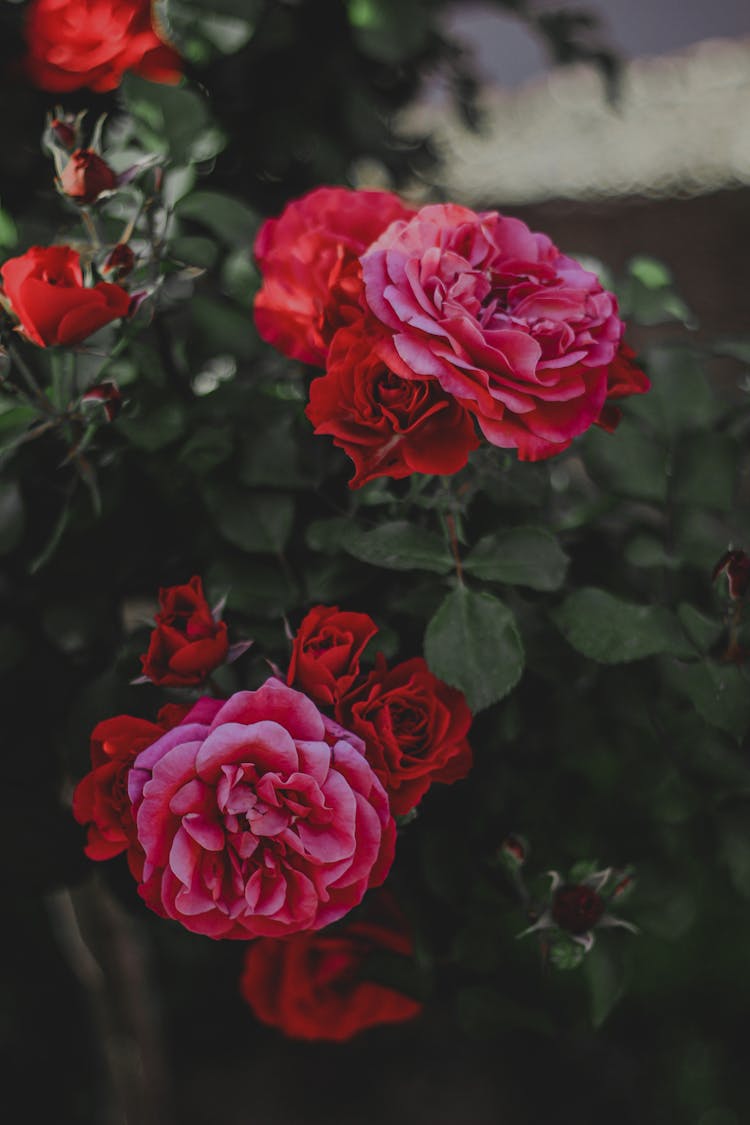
<box><xmin>253</xmin><ymin>186</ymin><xmax>413</xmax><ymax>366</ymax></box>
<box><xmin>337</xmin><ymin>655</ymin><xmax>473</xmax><ymax>817</ymax></box>
<box><xmin>307</xmin><ymin>318</ymin><xmax>480</xmax><ymax>486</ymax></box>
<box><xmin>127</xmin><ymin>679</ymin><xmax>396</xmax><ymax>939</ymax></box>
<box><xmin>59</xmin><ymin>149</ymin><xmax>118</xmax><ymax>205</ymax></box>
<box><xmin>72</xmin><ymin>703</ymin><xmax>189</xmax><ymax>878</ymax></box>
<box><xmin>361</xmin><ymin>203</ymin><xmax>631</xmax><ymax>461</ymax></box>
<box><xmin>287</xmin><ymin>604</ymin><xmax>379</xmax><ymax>708</ymax></box>
<box><xmin>0</xmin><ymin>246</ymin><xmax>131</xmax><ymax>347</ymax></box>
<box><xmin>139</xmin><ymin>575</ymin><xmax>229</xmax><ymax>687</ymax></box>
<box><xmin>24</xmin><ymin>0</ymin><xmax>182</xmax><ymax>93</ymax></box>
<box><xmin>596</xmin><ymin>341</ymin><xmax>651</xmax><ymax>432</ymax></box>
<box><xmin>239</xmin><ymin>891</ymin><xmax>422</xmax><ymax>1041</ymax></box>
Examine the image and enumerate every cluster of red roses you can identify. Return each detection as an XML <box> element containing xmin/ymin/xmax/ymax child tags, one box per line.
<box><xmin>73</xmin><ymin>577</ymin><xmax>472</xmax><ymax>1039</ymax></box>
<box><xmin>254</xmin><ymin>186</ymin><xmax>650</xmax><ymax>481</ymax></box>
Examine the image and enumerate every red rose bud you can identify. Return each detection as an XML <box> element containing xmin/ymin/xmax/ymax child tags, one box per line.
<box><xmin>102</xmin><ymin>242</ymin><xmax>135</xmax><ymax>280</ymax></box>
<box><xmin>139</xmin><ymin>575</ymin><xmax>230</xmax><ymax>686</ymax></box>
<box><xmin>712</xmin><ymin>549</ymin><xmax>750</xmax><ymax>600</ymax></box>
<box><xmin>551</xmin><ymin>884</ymin><xmax>606</xmax><ymax>935</ymax></box>
<box><xmin>59</xmin><ymin>149</ymin><xmax>117</xmax><ymax>205</ymax></box>
<box><xmin>50</xmin><ymin>116</ymin><xmax>77</xmax><ymax>149</ymax></box>
<box><xmin>81</xmin><ymin>381</ymin><xmax>122</xmax><ymax>422</ymax></box>
<box><xmin>499</xmin><ymin>834</ymin><xmax>527</xmax><ymax>868</ymax></box>
<box><xmin>612</xmin><ymin>873</ymin><xmax>635</xmax><ymax>899</ymax></box>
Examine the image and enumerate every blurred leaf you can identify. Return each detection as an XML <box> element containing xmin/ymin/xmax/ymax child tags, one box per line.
<box><xmin>582</xmin><ymin>419</ymin><xmax>668</xmax><ymax>503</ymax></box>
<box><xmin>121</xmin><ymin>74</ymin><xmax>226</xmax><ymax>164</ymax></box>
<box><xmin>347</xmin><ymin>0</ymin><xmax>431</xmax><ymax>64</ymax></box>
<box><xmin>625</xmin><ymin>534</ymin><xmax>679</xmax><ymax>569</ymax></box>
<box><xmin>617</xmin><ymin>256</ymin><xmax>693</xmax><ymax>326</ymax></box>
<box><xmin>626</xmin><ymin>348</ymin><xmax>721</xmax><ymax>438</ymax></box>
<box><xmin>0</xmin><ymin>405</ymin><xmax>37</xmax><ymax>455</ymax></box>
<box><xmin>201</xmin><ymin>481</ymin><xmax>295</xmax><ymax>554</ymax></box>
<box><xmin>0</xmin><ymin>479</ymin><xmax>24</xmax><ymax>554</ymax></box>
<box><xmin>117</xmin><ymin>401</ymin><xmax>187</xmax><ymax>451</ymax></box>
<box><xmin>586</xmin><ymin>943</ymin><xmax>626</xmax><ymax>1027</ymax></box>
<box><xmin>343</xmin><ymin>521</ymin><xmax>453</xmax><ymax>574</ymax></box>
<box><xmin>206</xmin><ymin>556</ymin><xmax>299</xmax><ymax>619</ymax></box>
<box><xmin>0</xmin><ymin>624</ymin><xmax>28</xmax><ymax>672</ymax></box>
<box><xmin>464</xmin><ymin>526</ymin><xmax>569</xmax><ymax>590</ymax></box>
<box><xmin>424</xmin><ymin>586</ymin><xmax>524</xmax><ymax>712</ymax></box>
<box><xmin>169</xmin><ymin>235</ymin><xmax>220</xmax><ymax>270</ymax></box>
<box><xmin>676</xmin><ymin>604</ymin><xmax>723</xmax><ymax>655</ymax></box>
<box><xmin>548</xmin><ymin>935</ymin><xmax>585</xmax><ymax>970</ymax></box>
<box><xmin>238</xmin><ymin>413</ymin><xmax>305</xmax><ymax>488</ymax></box>
<box><xmin>456</xmin><ymin>986</ymin><xmax>555</xmax><ymax>1037</ymax></box>
<box><xmin>671</xmin><ymin>432</ymin><xmax>736</xmax><ymax>512</ymax></box>
<box><xmin>552</xmin><ymin>588</ymin><xmax>691</xmax><ymax>664</ymax></box>
<box><xmin>0</xmin><ymin>205</ymin><xmax>18</xmax><ymax>248</ymax></box>
<box><xmin>662</xmin><ymin>659</ymin><xmax>750</xmax><ymax>740</ymax></box>
<box><xmin>178</xmin><ymin>427</ymin><xmax>233</xmax><ymax>474</ymax></box>
<box><xmin>305</xmin><ymin>517</ymin><xmax>352</xmax><ymax>554</ymax></box>
<box><xmin>190</xmin><ymin>296</ymin><xmax>258</xmax><ymax>360</ymax></box>
<box><xmin>718</xmin><ymin>808</ymin><xmax>750</xmax><ymax>898</ymax></box>
<box><xmin>176</xmin><ymin>191</ymin><xmax>258</xmax><ymax>245</ymax></box>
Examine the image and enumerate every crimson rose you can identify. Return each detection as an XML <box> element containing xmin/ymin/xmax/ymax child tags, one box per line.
<box><xmin>72</xmin><ymin>703</ymin><xmax>189</xmax><ymax>878</ymax></box>
<box><xmin>307</xmin><ymin>319</ymin><xmax>480</xmax><ymax>486</ymax></box>
<box><xmin>24</xmin><ymin>0</ymin><xmax>182</xmax><ymax>93</ymax></box>
<box><xmin>337</xmin><ymin>655</ymin><xmax>473</xmax><ymax>816</ymax></box>
<box><xmin>127</xmin><ymin>680</ymin><xmax>396</xmax><ymax>939</ymax></box>
<box><xmin>140</xmin><ymin>575</ymin><xmax>229</xmax><ymax>687</ymax></box>
<box><xmin>0</xmin><ymin>245</ymin><xmax>131</xmax><ymax>347</ymax></box>
<box><xmin>240</xmin><ymin>893</ymin><xmax>422</xmax><ymax>1041</ymax></box>
<box><xmin>361</xmin><ymin>203</ymin><xmax>630</xmax><ymax>461</ymax></box>
<box><xmin>59</xmin><ymin>149</ymin><xmax>118</xmax><ymax>205</ymax></box>
<box><xmin>253</xmin><ymin>186</ymin><xmax>413</xmax><ymax>366</ymax></box>
<box><xmin>287</xmin><ymin>604</ymin><xmax>379</xmax><ymax>707</ymax></box>
<box><xmin>596</xmin><ymin>341</ymin><xmax>651</xmax><ymax>432</ymax></box>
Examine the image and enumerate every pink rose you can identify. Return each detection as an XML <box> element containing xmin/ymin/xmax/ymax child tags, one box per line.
<box><xmin>128</xmin><ymin>679</ymin><xmax>396</xmax><ymax>939</ymax></box>
<box><xmin>253</xmin><ymin>186</ymin><xmax>413</xmax><ymax>366</ymax></box>
<box><xmin>361</xmin><ymin>203</ymin><xmax>625</xmax><ymax>461</ymax></box>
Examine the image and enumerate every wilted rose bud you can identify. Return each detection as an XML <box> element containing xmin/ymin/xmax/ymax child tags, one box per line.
<box><xmin>59</xmin><ymin>149</ymin><xmax>117</xmax><ymax>205</ymax></box>
<box><xmin>551</xmin><ymin>884</ymin><xmax>606</xmax><ymax>935</ymax></box>
<box><xmin>102</xmin><ymin>243</ymin><xmax>135</xmax><ymax>280</ymax></box>
<box><xmin>81</xmin><ymin>381</ymin><xmax>122</xmax><ymax>422</ymax></box>
<box><xmin>712</xmin><ymin>550</ymin><xmax>750</xmax><ymax>600</ymax></box>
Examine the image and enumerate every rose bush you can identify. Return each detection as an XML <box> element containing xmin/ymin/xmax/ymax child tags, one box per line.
<box><xmin>337</xmin><ymin>655</ymin><xmax>473</xmax><ymax>817</ymax></box>
<box><xmin>127</xmin><ymin>679</ymin><xmax>396</xmax><ymax>939</ymax></box>
<box><xmin>239</xmin><ymin>892</ymin><xmax>422</xmax><ymax>1041</ymax></box>
<box><xmin>139</xmin><ymin>576</ymin><xmax>229</xmax><ymax>687</ymax></box>
<box><xmin>307</xmin><ymin>317</ymin><xmax>480</xmax><ymax>486</ymax></box>
<box><xmin>0</xmin><ymin>245</ymin><xmax>131</xmax><ymax>347</ymax></box>
<box><xmin>24</xmin><ymin>0</ymin><xmax>181</xmax><ymax>93</ymax></box>
<box><xmin>253</xmin><ymin>186</ymin><xmax>413</xmax><ymax>366</ymax></box>
<box><xmin>287</xmin><ymin>604</ymin><xmax>379</xmax><ymax>708</ymax></box>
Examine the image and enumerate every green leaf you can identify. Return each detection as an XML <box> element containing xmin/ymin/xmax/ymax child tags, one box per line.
<box><xmin>625</xmin><ymin>534</ymin><xmax>679</xmax><ymax>569</ymax></box>
<box><xmin>0</xmin><ymin>480</ymin><xmax>24</xmax><ymax>554</ymax></box>
<box><xmin>662</xmin><ymin>659</ymin><xmax>750</xmax><ymax>740</ymax></box>
<box><xmin>464</xmin><ymin>526</ymin><xmax>569</xmax><ymax>590</ymax></box>
<box><xmin>551</xmin><ymin>588</ymin><xmax>691</xmax><ymax>664</ymax></box>
<box><xmin>206</xmin><ymin>557</ymin><xmax>299</xmax><ymax>619</ymax></box>
<box><xmin>582</xmin><ymin>419</ymin><xmax>668</xmax><ymax>502</ymax></box>
<box><xmin>343</xmin><ymin>521</ymin><xmax>453</xmax><ymax>574</ymax></box>
<box><xmin>120</xmin><ymin>74</ymin><xmax>226</xmax><ymax>164</ymax></box>
<box><xmin>0</xmin><ymin>206</ymin><xmax>18</xmax><ymax>249</ymax></box>
<box><xmin>671</xmin><ymin>432</ymin><xmax>736</xmax><ymax>511</ymax></box>
<box><xmin>586</xmin><ymin>944</ymin><xmax>626</xmax><ymax>1027</ymax></box>
<box><xmin>117</xmin><ymin>401</ymin><xmax>187</xmax><ymax>451</ymax></box>
<box><xmin>202</xmin><ymin>482</ymin><xmax>294</xmax><ymax>554</ymax></box>
<box><xmin>190</xmin><ymin>296</ymin><xmax>258</xmax><ymax>361</ymax></box>
<box><xmin>676</xmin><ymin>603</ymin><xmax>723</xmax><ymax>655</ymax></box>
<box><xmin>176</xmin><ymin>191</ymin><xmax>258</xmax><ymax>246</ymax></box>
<box><xmin>626</xmin><ymin>347</ymin><xmax>721</xmax><ymax>438</ymax></box>
<box><xmin>305</xmin><ymin>517</ymin><xmax>352</xmax><ymax>554</ymax></box>
<box><xmin>169</xmin><ymin>235</ymin><xmax>220</xmax><ymax>270</ymax></box>
<box><xmin>178</xmin><ymin>427</ymin><xmax>233</xmax><ymax>474</ymax></box>
<box><xmin>456</xmin><ymin>986</ymin><xmax>555</xmax><ymax>1037</ymax></box>
<box><xmin>424</xmin><ymin>586</ymin><xmax>524</xmax><ymax>712</ymax></box>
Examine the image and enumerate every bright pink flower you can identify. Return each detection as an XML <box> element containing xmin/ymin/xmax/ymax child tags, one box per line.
<box><xmin>128</xmin><ymin>679</ymin><xmax>396</xmax><ymax>939</ymax></box>
<box><xmin>361</xmin><ymin>203</ymin><xmax>625</xmax><ymax>461</ymax></box>
<box><xmin>253</xmin><ymin>186</ymin><xmax>413</xmax><ymax>366</ymax></box>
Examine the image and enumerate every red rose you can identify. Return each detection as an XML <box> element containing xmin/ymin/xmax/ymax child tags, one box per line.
<box><xmin>0</xmin><ymin>245</ymin><xmax>131</xmax><ymax>347</ymax></box>
<box><xmin>253</xmin><ymin>187</ymin><xmax>413</xmax><ymax>366</ymax></box>
<box><xmin>596</xmin><ymin>342</ymin><xmax>651</xmax><ymax>432</ymax></box>
<box><xmin>240</xmin><ymin>893</ymin><xmax>422</xmax><ymax>1041</ymax></box>
<box><xmin>24</xmin><ymin>0</ymin><xmax>182</xmax><ymax>93</ymax></box>
<box><xmin>59</xmin><ymin>150</ymin><xmax>118</xmax><ymax>205</ymax></box>
<box><xmin>307</xmin><ymin>319</ymin><xmax>480</xmax><ymax>486</ymax></box>
<box><xmin>337</xmin><ymin>655</ymin><xmax>473</xmax><ymax>817</ymax></box>
<box><xmin>72</xmin><ymin>703</ymin><xmax>189</xmax><ymax>878</ymax></box>
<box><xmin>140</xmin><ymin>575</ymin><xmax>229</xmax><ymax>687</ymax></box>
<box><xmin>287</xmin><ymin>604</ymin><xmax>379</xmax><ymax>708</ymax></box>
<box><xmin>102</xmin><ymin>243</ymin><xmax>136</xmax><ymax>280</ymax></box>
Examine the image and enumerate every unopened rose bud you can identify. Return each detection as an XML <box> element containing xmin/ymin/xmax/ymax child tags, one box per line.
<box><xmin>59</xmin><ymin>149</ymin><xmax>117</xmax><ymax>205</ymax></box>
<box><xmin>551</xmin><ymin>884</ymin><xmax>605</xmax><ymax>935</ymax></box>
<box><xmin>81</xmin><ymin>381</ymin><xmax>122</xmax><ymax>422</ymax></box>
<box><xmin>712</xmin><ymin>549</ymin><xmax>750</xmax><ymax>600</ymax></box>
<box><xmin>102</xmin><ymin>243</ymin><xmax>135</xmax><ymax>280</ymax></box>
<box><xmin>50</xmin><ymin>117</ymin><xmax>77</xmax><ymax>149</ymax></box>
<box><xmin>499</xmin><ymin>834</ymin><xmax>527</xmax><ymax>868</ymax></box>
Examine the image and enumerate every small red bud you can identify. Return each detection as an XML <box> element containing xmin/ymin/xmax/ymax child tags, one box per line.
<box><xmin>712</xmin><ymin>550</ymin><xmax>750</xmax><ymax>600</ymax></box>
<box><xmin>500</xmin><ymin>835</ymin><xmax>527</xmax><ymax>867</ymax></box>
<box><xmin>50</xmin><ymin>117</ymin><xmax>77</xmax><ymax>149</ymax></box>
<box><xmin>103</xmin><ymin>243</ymin><xmax>135</xmax><ymax>280</ymax></box>
<box><xmin>551</xmin><ymin>884</ymin><xmax>605</xmax><ymax>935</ymax></box>
<box><xmin>81</xmin><ymin>382</ymin><xmax>122</xmax><ymax>422</ymax></box>
<box><xmin>59</xmin><ymin>149</ymin><xmax>117</xmax><ymax>205</ymax></box>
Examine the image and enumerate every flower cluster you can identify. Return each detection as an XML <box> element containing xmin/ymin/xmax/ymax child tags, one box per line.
<box><xmin>253</xmin><ymin>187</ymin><xmax>650</xmax><ymax>480</ymax></box>
<box><xmin>72</xmin><ymin>584</ymin><xmax>472</xmax><ymax>1037</ymax></box>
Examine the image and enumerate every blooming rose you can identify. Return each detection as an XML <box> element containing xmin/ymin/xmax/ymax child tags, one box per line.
<box><xmin>287</xmin><ymin>604</ymin><xmax>379</xmax><ymax>708</ymax></box>
<box><xmin>140</xmin><ymin>576</ymin><xmax>229</xmax><ymax>687</ymax></box>
<box><xmin>360</xmin><ymin>203</ymin><xmax>628</xmax><ymax>461</ymax></box>
<box><xmin>596</xmin><ymin>341</ymin><xmax>651</xmax><ymax>432</ymax></box>
<box><xmin>127</xmin><ymin>679</ymin><xmax>396</xmax><ymax>939</ymax></box>
<box><xmin>253</xmin><ymin>187</ymin><xmax>413</xmax><ymax>366</ymax></box>
<box><xmin>72</xmin><ymin>702</ymin><xmax>189</xmax><ymax>878</ymax></box>
<box><xmin>239</xmin><ymin>892</ymin><xmax>422</xmax><ymax>1040</ymax></box>
<box><xmin>24</xmin><ymin>0</ymin><xmax>182</xmax><ymax>93</ymax></box>
<box><xmin>59</xmin><ymin>149</ymin><xmax>118</xmax><ymax>205</ymax></box>
<box><xmin>307</xmin><ymin>319</ymin><xmax>480</xmax><ymax>486</ymax></box>
<box><xmin>337</xmin><ymin>655</ymin><xmax>473</xmax><ymax>817</ymax></box>
<box><xmin>0</xmin><ymin>246</ymin><xmax>131</xmax><ymax>347</ymax></box>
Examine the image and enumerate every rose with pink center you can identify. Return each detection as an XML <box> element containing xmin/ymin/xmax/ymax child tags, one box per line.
<box><xmin>128</xmin><ymin>679</ymin><xmax>395</xmax><ymax>939</ymax></box>
<box><xmin>361</xmin><ymin>203</ymin><xmax>625</xmax><ymax>461</ymax></box>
